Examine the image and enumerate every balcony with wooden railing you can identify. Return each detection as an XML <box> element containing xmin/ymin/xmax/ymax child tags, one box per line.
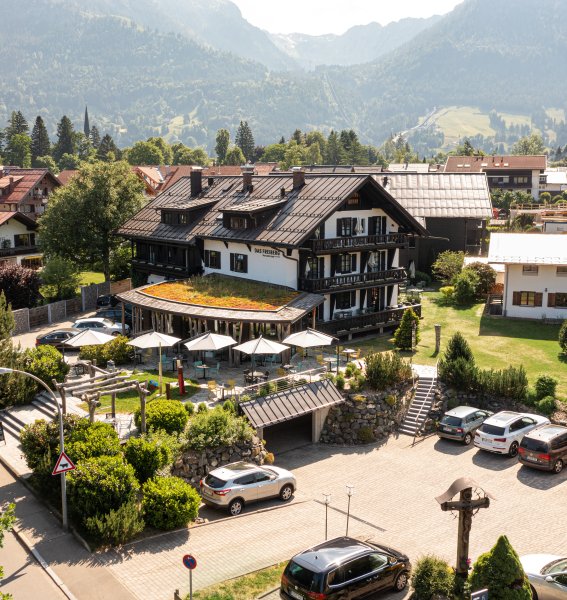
<box><xmin>308</xmin><ymin>232</ymin><xmax>407</xmax><ymax>253</ymax></box>
<box><xmin>299</xmin><ymin>267</ymin><xmax>407</xmax><ymax>293</ymax></box>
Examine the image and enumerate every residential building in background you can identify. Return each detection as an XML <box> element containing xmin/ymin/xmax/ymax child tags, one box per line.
<box><xmin>0</xmin><ymin>212</ymin><xmax>42</xmax><ymax>269</ymax></box>
<box><xmin>0</xmin><ymin>167</ymin><xmax>60</xmax><ymax>219</ymax></box>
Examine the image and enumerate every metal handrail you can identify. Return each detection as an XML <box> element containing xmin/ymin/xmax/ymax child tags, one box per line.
<box><xmin>236</xmin><ymin>366</ymin><xmax>327</xmax><ymax>402</ymax></box>
<box><xmin>411</xmin><ymin>360</ymin><xmax>439</xmax><ymax>446</ymax></box>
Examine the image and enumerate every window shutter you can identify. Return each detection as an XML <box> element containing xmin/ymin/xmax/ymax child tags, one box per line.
<box><xmin>350</xmin><ymin>291</ymin><xmax>356</xmax><ymax>307</ymax></box>
<box><xmin>351</xmin><ymin>254</ymin><xmax>357</xmax><ymax>272</ymax></box>
<box><xmin>204</xmin><ymin>250</ymin><xmax>210</xmax><ymax>267</ymax></box>
<box><xmin>230</xmin><ymin>253</ymin><xmax>235</xmax><ymax>271</ymax></box>
<box><xmin>336</xmin><ymin>219</ymin><xmax>342</xmax><ymax>236</ymax></box>
<box><xmin>534</xmin><ymin>292</ymin><xmax>543</xmax><ymax>307</ymax></box>
<box><xmin>242</xmin><ymin>255</ymin><xmax>248</xmax><ymax>273</ymax></box>
<box><xmin>330</xmin><ymin>254</ymin><xmax>337</xmax><ymax>276</ymax></box>
<box><xmin>512</xmin><ymin>291</ymin><xmax>521</xmax><ymax>305</ymax></box>
<box><xmin>369</xmin><ymin>216</ymin><xmax>377</xmax><ymax>235</ymax></box>
<box><xmin>548</xmin><ymin>293</ymin><xmax>556</xmax><ymax>307</ymax></box>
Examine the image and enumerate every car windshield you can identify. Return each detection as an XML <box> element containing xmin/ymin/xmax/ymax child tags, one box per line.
<box><xmin>285</xmin><ymin>561</ymin><xmax>321</xmax><ymax>592</ymax></box>
<box><xmin>520</xmin><ymin>438</ymin><xmax>548</xmax><ymax>453</ymax></box>
<box><xmin>478</xmin><ymin>424</ymin><xmax>505</xmax><ymax>436</ymax></box>
<box><xmin>204</xmin><ymin>475</ymin><xmax>227</xmax><ymax>489</ymax></box>
<box><xmin>543</xmin><ymin>558</ymin><xmax>567</xmax><ymax>574</ymax></box>
<box><xmin>440</xmin><ymin>416</ymin><xmax>462</xmax><ymax>426</ymax></box>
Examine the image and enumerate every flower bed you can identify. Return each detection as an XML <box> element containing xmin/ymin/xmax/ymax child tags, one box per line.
<box><xmin>143</xmin><ymin>277</ymin><xmax>298</xmax><ymax>311</ymax></box>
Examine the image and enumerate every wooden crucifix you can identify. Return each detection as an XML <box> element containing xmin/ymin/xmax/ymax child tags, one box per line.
<box><xmin>436</xmin><ymin>477</ymin><xmax>494</xmax><ymax>580</ymax></box>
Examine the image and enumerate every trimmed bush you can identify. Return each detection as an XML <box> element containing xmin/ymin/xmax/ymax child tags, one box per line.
<box><xmin>66</xmin><ymin>420</ymin><xmax>121</xmax><ymax>462</ymax></box>
<box><xmin>84</xmin><ymin>500</ymin><xmax>145</xmax><ymax>547</ymax></box>
<box><xmin>411</xmin><ymin>555</ymin><xmax>455</xmax><ymax>600</ymax></box>
<box><xmin>439</xmin><ymin>356</ymin><xmax>478</xmax><ymax>391</ymax></box>
<box><xmin>431</xmin><ymin>250</ymin><xmax>465</xmax><ymax>284</ymax></box>
<box><xmin>393</xmin><ymin>307</ymin><xmax>420</xmax><ymax>350</ymax></box>
<box><xmin>67</xmin><ymin>456</ymin><xmax>140</xmax><ymax>522</ymax></box>
<box><xmin>468</xmin><ymin>535</ymin><xmax>531</xmax><ymax>599</ymax></box>
<box><xmin>197</xmin><ymin>402</ymin><xmax>208</xmax><ymax>413</ymax></box>
<box><xmin>535</xmin><ymin>375</ymin><xmax>558</xmax><ymax>400</ymax></box>
<box><xmin>124</xmin><ymin>434</ymin><xmax>174</xmax><ymax>483</ymax></box>
<box><xmin>222</xmin><ymin>399</ymin><xmax>236</xmax><ymax>414</ymax></box>
<box><xmin>412</xmin><ymin>270</ymin><xmax>432</xmax><ymax>286</ymax></box>
<box><xmin>476</xmin><ymin>365</ymin><xmax>529</xmax><ymax>399</ymax></box>
<box><xmin>22</xmin><ymin>345</ymin><xmax>69</xmax><ymax>391</ymax></box>
<box><xmin>184</xmin><ymin>402</ymin><xmax>195</xmax><ymax>416</ymax></box>
<box><xmin>560</xmin><ymin>320</ymin><xmax>567</xmax><ymax>354</ymax></box>
<box><xmin>365</xmin><ymin>351</ymin><xmax>412</xmax><ymax>391</ymax></box>
<box><xmin>185</xmin><ymin>406</ymin><xmax>254</xmax><ymax>451</ymax></box>
<box><xmin>135</xmin><ymin>399</ymin><xmax>189</xmax><ymax>434</ymax></box>
<box><xmin>538</xmin><ymin>396</ymin><xmax>556</xmax><ymax>415</ymax></box>
<box><xmin>439</xmin><ymin>286</ymin><xmax>455</xmax><ymax>303</ymax></box>
<box><xmin>142</xmin><ymin>476</ymin><xmax>200</xmax><ymax>530</ymax></box>
<box><xmin>79</xmin><ymin>335</ymin><xmax>131</xmax><ymax>367</ymax></box>
<box><xmin>335</xmin><ymin>374</ymin><xmax>345</xmax><ymax>390</ymax></box>
<box><xmin>453</xmin><ymin>269</ymin><xmax>480</xmax><ymax>304</ymax></box>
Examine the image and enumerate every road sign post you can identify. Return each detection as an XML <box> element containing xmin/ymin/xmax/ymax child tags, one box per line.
<box><xmin>182</xmin><ymin>554</ymin><xmax>197</xmax><ymax>600</ymax></box>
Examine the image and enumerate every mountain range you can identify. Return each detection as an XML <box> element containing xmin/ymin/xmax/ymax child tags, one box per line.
<box><xmin>1</xmin><ymin>0</ymin><xmax>566</xmax><ymax>153</ymax></box>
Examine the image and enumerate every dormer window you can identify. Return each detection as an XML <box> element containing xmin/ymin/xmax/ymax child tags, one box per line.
<box><xmin>346</xmin><ymin>193</ymin><xmax>360</xmax><ymax>207</ymax></box>
<box><xmin>229</xmin><ymin>216</ymin><xmax>248</xmax><ymax>229</ymax></box>
<box><xmin>162</xmin><ymin>211</ymin><xmax>189</xmax><ymax>226</ymax></box>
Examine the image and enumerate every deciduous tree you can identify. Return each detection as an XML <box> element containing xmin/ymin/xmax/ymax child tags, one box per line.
<box><xmin>127</xmin><ymin>141</ymin><xmax>164</xmax><ymax>165</ymax></box>
<box><xmin>40</xmin><ymin>256</ymin><xmax>80</xmax><ymax>301</ymax></box>
<box><xmin>431</xmin><ymin>250</ymin><xmax>464</xmax><ymax>284</ymax></box>
<box><xmin>224</xmin><ymin>145</ymin><xmax>246</xmax><ymax>166</ymax></box>
<box><xmin>4</xmin><ymin>133</ymin><xmax>32</xmax><ymax>167</ymax></box>
<box><xmin>214</xmin><ymin>128</ymin><xmax>230</xmax><ymax>164</ymax></box>
<box><xmin>512</xmin><ymin>133</ymin><xmax>545</xmax><ymax>155</ymax></box>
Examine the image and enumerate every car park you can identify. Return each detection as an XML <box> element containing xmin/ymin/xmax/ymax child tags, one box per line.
<box><xmin>95</xmin><ymin>303</ymin><xmax>133</xmax><ymax>327</ymax></box>
<box><xmin>35</xmin><ymin>328</ymin><xmax>81</xmax><ymax>349</ymax></box>
<box><xmin>96</xmin><ymin>294</ymin><xmax>119</xmax><ymax>308</ymax></box>
<box><xmin>280</xmin><ymin>536</ymin><xmax>411</xmax><ymax>600</ymax></box>
<box><xmin>518</xmin><ymin>424</ymin><xmax>567</xmax><ymax>473</ymax></box>
<box><xmin>437</xmin><ymin>406</ymin><xmax>493</xmax><ymax>445</ymax></box>
<box><xmin>200</xmin><ymin>461</ymin><xmax>296</xmax><ymax>516</ymax></box>
<box><xmin>520</xmin><ymin>555</ymin><xmax>567</xmax><ymax>599</ymax></box>
<box><xmin>474</xmin><ymin>411</ymin><xmax>550</xmax><ymax>457</ymax></box>
<box><xmin>71</xmin><ymin>317</ymin><xmax>130</xmax><ymax>335</ymax></box>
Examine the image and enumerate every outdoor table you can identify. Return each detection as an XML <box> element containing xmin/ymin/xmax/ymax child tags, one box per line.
<box><xmin>197</xmin><ymin>364</ymin><xmax>210</xmax><ymax>379</ymax></box>
<box><xmin>249</xmin><ymin>370</ymin><xmax>265</xmax><ymax>383</ymax></box>
<box><xmin>342</xmin><ymin>348</ymin><xmax>356</xmax><ymax>363</ymax></box>
<box><xmin>323</xmin><ymin>357</ymin><xmax>338</xmax><ymax>371</ymax></box>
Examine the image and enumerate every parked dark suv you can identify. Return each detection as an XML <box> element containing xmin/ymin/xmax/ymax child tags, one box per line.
<box><xmin>519</xmin><ymin>424</ymin><xmax>567</xmax><ymax>473</ymax></box>
<box><xmin>280</xmin><ymin>537</ymin><xmax>411</xmax><ymax>600</ymax></box>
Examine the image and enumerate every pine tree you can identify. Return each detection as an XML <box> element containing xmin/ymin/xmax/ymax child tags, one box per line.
<box><xmin>235</xmin><ymin>121</ymin><xmax>255</xmax><ymax>162</ymax></box>
<box><xmin>214</xmin><ymin>129</ymin><xmax>230</xmax><ymax>164</ymax></box>
<box><xmin>31</xmin><ymin>116</ymin><xmax>51</xmax><ymax>166</ymax></box>
<box><xmin>97</xmin><ymin>134</ymin><xmax>120</xmax><ymax>161</ymax></box>
<box><xmin>89</xmin><ymin>125</ymin><xmax>101</xmax><ymax>149</ymax></box>
<box><xmin>53</xmin><ymin>116</ymin><xmax>76</xmax><ymax>163</ymax></box>
<box><xmin>83</xmin><ymin>106</ymin><xmax>90</xmax><ymax>137</ymax></box>
<box><xmin>393</xmin><ymin>308</ymin><xmax>420</xmax><ymax>351</ymax></box>
<box><xmin>324</xmin><ymin>130</ymin><xmax>346</xmax><ymax>164</ymax></box>
<box><xmin>5</xmin><ymin>110</ymin><xmax>29</xmax><ymax>142</ymax></box>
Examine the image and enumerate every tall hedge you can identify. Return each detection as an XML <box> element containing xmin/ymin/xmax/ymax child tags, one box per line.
<box><xmin>142</xmin><ymin>476</ymin><xmax>200</xmax><ymax>530</ymax></box>
<box><xmin>393</xmin><ymin>308</ymin><xmax>420</xmax><ymax>351</ymax></box>
<box><xmin>135</xmin><ymin>399</ymin><xmax>189</xmax><ymax>434</ymax></box>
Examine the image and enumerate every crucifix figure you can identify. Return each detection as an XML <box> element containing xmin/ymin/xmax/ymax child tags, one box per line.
<box><xmin>435</xmin><ymin>477</ymin><xmax>494</xmax><ymax>580</ymax></box>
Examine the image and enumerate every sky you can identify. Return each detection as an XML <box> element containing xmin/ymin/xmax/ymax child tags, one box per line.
<box><xmin>231</xmin><ymin>0</ymin><xmax>464</xmax><ymax>36</ymax></box>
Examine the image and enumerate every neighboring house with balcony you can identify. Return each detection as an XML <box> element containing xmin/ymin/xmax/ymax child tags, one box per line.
<box><xmin>488</xmin><ymin>232</ymin><xmax>567</xmax><ymax>320</ymax></box>
<box><xmin>0</xmin><ymin>212</ymin><xmax>42</xmax><ymax>269</ymax></box>
<box><xmin>377</xmin><ymin>172</ymin><xmax>493</xmax><ymax>270</ymax></box>
<box><xmin>0</xmin><ymin>167</ymin><xmax>60</xmax><ymax>219</ymax></box>
<box><xmin>444</xmin><ymin>155</ymin><xmax>546</xmax><ymax>200</ymax></box>
<box><xmin>118</xmin><ymin>167</ymin><xmax>427</xmax><ymax>338</ymax></box>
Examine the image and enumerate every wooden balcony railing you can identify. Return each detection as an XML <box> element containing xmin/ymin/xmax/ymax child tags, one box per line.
<box><xmin>0</xmin><ymin>244</ymin><xmax>38</xmax><ymax>257</ymax></box>
<box><xmin>299</xmin><ymin>267</ymin><xmax>407</xmax><ymax>293</ymax></box>
<box><xmin>309</xmin><ymin>232</ymin><xmax>407</xmax><ymax>253</ymax></box>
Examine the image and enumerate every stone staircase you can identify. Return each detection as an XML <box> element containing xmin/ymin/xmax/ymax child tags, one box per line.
<box><xmin>399</xmin><ymin>374</ymin><xmax>437</xmax><ymax>436</ymax></box>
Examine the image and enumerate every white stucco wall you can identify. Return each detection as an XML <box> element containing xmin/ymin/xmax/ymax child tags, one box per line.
<box><xmin>323</xmin><ymin>209</ymin><xmax>397</xmax><ymax>239</ymax></box>
<box><xmin>203</xmin><ymin>240</ymin><xmax>299</xmax><ymax>289</ymax></box>
<box><xmin>503</xmin><ymin>263</ymin><xmax>567</xmax><ymax>319</ymax></box>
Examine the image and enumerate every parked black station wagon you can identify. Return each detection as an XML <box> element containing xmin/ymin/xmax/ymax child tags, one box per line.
<box><xmin>280</xmin><ymin>536</ymin><xmax>411</xmax><ymax>599</ymax></box>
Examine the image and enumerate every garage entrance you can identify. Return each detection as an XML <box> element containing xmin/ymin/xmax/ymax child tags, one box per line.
<box><xmin>263</xmin><ymin>413</ymin><xmax>313</xmax><ymax>454</ymax></box>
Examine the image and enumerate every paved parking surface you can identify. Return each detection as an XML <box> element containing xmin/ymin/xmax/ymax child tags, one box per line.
<box><xmin>98</xmin><ymin>433</ymin><xmax>567</xmax><ymax>599</ymax></box>
<box><xmin>12</xmin><ymin>312</ymin><xmax>96</xmax><ymax>350</ymax></box>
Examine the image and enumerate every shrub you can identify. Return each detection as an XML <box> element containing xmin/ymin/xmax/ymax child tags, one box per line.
<box><xmin>560</xmin><ymin>320</ymin><xmax>567</xmax><ymax>354</ymax></box>
<box><xmin>0</xmin><ymin>263</ymin><xmax>41</xmax><ymax>309</ymax></box>
<box><xmin>411</xmin><ymin>555</ymin><xmax>455</xmax><ymax>600</ymax></box>
<box><xmin>197</xmin><ymin>402</ymin><xmax>208</xmax><ymax>413</ymax></box>
<box><xmin>535</xmin><ymin>375</ymin><xmax>558</xmax><ymax>400</ymax></box>
<box><xmin>439</xmin><ymin>356</ymin><xmax>478</xmax><ymax>391</ymax></box>
<box><xmin>385</xmin><ymin>394</ymin><xmax>398</xmax><ymax>407</ymax></box>
<box><xmin>475</xmin><ymin>365</ymin><xmax>529</xmax><ymax>399</ymax></box>
<box><xmin>184</xmin><ymin>402</ymin><xmax>195</xmax><ymax>415</ymax></box>
<box><xmin>84</xmin><ymin>500</ymin><xmax>145</xmax><ymax>547</ymax></box>
<box><xmin>222</xmin><ymin>399</ymin><xmax>236</xmax><ymax>414</ymax></box>
<box><xmin>412</xmin><ymin>270</ymin><xmax>431</xmax><ymax>286</ymax></box>
<box><xmin>22</xmin><ymin>345</ymin><xmax>69</xmax><ymax>390</ymax></box>
<box><xmin>79</xmin><ymin>335</ymin><xmax>131</xmax><ymax>367</ymax></box>
<box><xmin>468</xmin><ymin>535</ymin><xmax>531</xmax><ymax>600</ymax></box>
<box><xmin>357</xmin><ymin>426</ymin><xmax>375</xmax><ymax>443</ymax></box>
<box><xmin>349</xmin><ymin>375</ymin><xmax>366</xmax><ymax>392</ymax></box>
<box><xmin>464</xmin><ymin>262</ymin><xmax>497</xmax><ymax>296</ymax></box>
<box><xmin>335</xmin><ymin>374</ymin><xmax>345</xmax><ymax>390</ymax></box>
<box><xmin>365</xmin><ymin>351</ymin><xmax>412</xmax><ymax>391</ymax></box>
<box><xmin>264</xmin><ymin>452</ymin><xmax>275</xmax><ymax>464</ymax></box>
<box><xmin>67</xmin><ymin>456</ymin><xmax>140</xmax><ymax>522</ymax></box>
<box><xmin>538</xmin><ymin>396</ymin><xmax>556</xmax><ymax>415</ymax></box>
<box><xmin>135</xmin><ymin>399</ymin><xmax>188</xmax><ymax>434</ymax></box>
<box><xmin>124</xmin><ymin>434</ymin><xmax>174</xmax><ymax>483</ymax></box>
<box><xmin>453</xmin><ymin>269</ymin><xmax>480</xmax><ymax>304</ymax></box>
<box><xmin>393</xmin><ymin>308</ymin><xmax>420</xmax><ymax>350</ymax></box>
<box><xmin>344</xmin><ymin>363</ymin><xmax>356</xmax><ymax>378</ymax></box>
<box><xmin>142</xmin><ymin>476</ymin><xmax>200</xmax><ymax>530</ymax></box>
<box><xmin>443</xmin><ymin>332</ymin><xmax>475</xmax><ymax>363</ymax></box>
<box><xmin>185</xmin><ymin>406</ymin><xmax>254</xmax><ymax>451</ymax></box>
<box><xmin>431</xmin><ymin>250</ymin><xmax>465</xmax><ymax>284</ymax></box>
<box><xmin>439</xmin><ymin>286</ymin><xmax>454</xmax><ymax>303</ymax></box>
<box><xmin>66</xmin><ymin>420</ymin><xmax>121</xmax><ymax>462</ymax></box>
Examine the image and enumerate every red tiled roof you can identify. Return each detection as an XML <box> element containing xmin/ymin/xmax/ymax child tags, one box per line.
<box><xmin>0</xmin><ymin>168</ymin><xmax>60</xmax><ymax>204</ymax></box>
<box><xmin>445</xmin><ymin>155</ymin><xmax>547</xmax><ymax>172</ymax></box>
<box><xmin>0</xmin><ymin>211</ymin><xmax>38</xmax><ymax>228</ymax></box>
<box><xmin>57</xmin><ymin>169</ymin><xmax>79</xmax><ymax>186</ymax></box>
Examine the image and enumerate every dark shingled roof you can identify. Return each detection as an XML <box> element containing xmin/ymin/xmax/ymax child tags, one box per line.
<box><xmin>118</xmin><ymin>173</ymin><xmax>427</xmax><ymax>247</ymax></box>
<box><xmin>240</xmin><ymin>379</ymin><xmax>345</xmax><ymax>428</ymax></box>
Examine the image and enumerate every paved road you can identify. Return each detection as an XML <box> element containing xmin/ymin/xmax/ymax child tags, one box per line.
<box><xmin>96</xmin><ymin>433</ymin><xmax>567</xmax><ymax>599</ymax></box>
<box><xmin>12</xmin><ymin>311</ymin><xmax>96</xmax><ymax>350</ymax></box>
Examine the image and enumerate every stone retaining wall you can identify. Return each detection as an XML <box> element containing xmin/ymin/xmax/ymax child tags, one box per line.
<box><xmin>320</xmin><ymin>382</ymin><xmax>415</xmax><ymax>445</ymax></box>
<box><xmin>171</xmin><ymin>435</ymin><xmax>267</xmax><ymax>486</ymax></box>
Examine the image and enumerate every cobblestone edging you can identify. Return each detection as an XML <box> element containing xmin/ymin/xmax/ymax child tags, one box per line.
<box><xmin>171</xmin><ymin>435</ymin><xmax>267</xmax><ymax>486</ymax></box>
<box><xmin>320</xmin><ymin>382</ymin><xmax>415</xmax><ymax>445</ymax></box>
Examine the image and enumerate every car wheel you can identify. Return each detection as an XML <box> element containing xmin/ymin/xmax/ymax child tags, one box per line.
<box><xmin>228</xmin><ymin>499</ymin><xmax>244</xmax><ymax>516</ymax></box>
<box><xmin>553</xmin><ymin>459</ymin><xmax>563</xmax><ymax>474</ymax></box>
<box><xmin>508</xmin><ymin>442</ymin><xmax>519</xmax><ymax>458</ymax></box>
<box><xmin>279</xmin><ymin>484</ymin><xmax>294</xmax><ymax>501</ymax></box>
<box><xmin>530</xmin><ymin>584</ymin><xmax>538</xmax><ymax>600</ymax></box>
<box><xmin>111</xmin><ymin>331</ymin><xmax>120</xmax><ymax>336</ymax></box>
<box><xmin>463</xmin><ymin>433</ymin><xmax>473</xmax><ymax>445</ymax></box>
<box><xmin>393</xmin><ymin>571</ymin><xmax>408</xmax><ymax>592</ymax></box>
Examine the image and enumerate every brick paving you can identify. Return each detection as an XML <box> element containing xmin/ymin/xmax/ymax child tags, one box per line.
<box><xmin>97</xmin><ymin>433</ymin><xmax>567</xmax><ymax>599</ymax></box>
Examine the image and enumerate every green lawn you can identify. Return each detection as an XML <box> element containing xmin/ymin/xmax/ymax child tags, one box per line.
<box><xmin>358</xmin><ymin>292</ymin><xmax>566</xmax><ymax>397</ymax></box>
<box><xmin>80</xmin><ymin>370</ymin><xmax>200</xmax><ymax>414</ymax></box>
<box><xmin>78</xmin><ymin>271</ymin><xmax>105</xmax><ymax>286</ymax></box>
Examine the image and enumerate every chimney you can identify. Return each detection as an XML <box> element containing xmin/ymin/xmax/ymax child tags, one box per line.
<box><xmin>291</xmin><ymin>166</ymin><xmax>305</xmax><ymax>189</ymax></box>
<box><xmin>241</xmin><ymin>164</ymin><xmax>254</xmax><ymax>192</ymax></box>
<box><xmin>280</xmin><ymin>186</ymin><xmax>286</xmax><ymax>198</ymax></box>
<box><xmin>9</xmin><ymin>177</ymin><xmax>14</xmax><ymax>193</ymax></box>
<box><xmin>382</xmin><ymin>176</ymin><xmax>389</xmax><ymax>187</ymax></box>
<box><xmin>190</xmin><ymin>167</ymin><xmax>203</xmax><ymax>197</ymax></box>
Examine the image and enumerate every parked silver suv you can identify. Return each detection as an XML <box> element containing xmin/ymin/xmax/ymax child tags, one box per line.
<box><xmin>200</xmin><ymin>461</ymin><xmax>296</xmax><ymax>516</ymax></box>
<box><xmin>437</xmin><ymin>406</ymin><xmax>493</xmax><ymax>445</ymax></box>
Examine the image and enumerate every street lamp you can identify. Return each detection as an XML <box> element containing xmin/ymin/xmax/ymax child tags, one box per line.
<box><xmin>0</xmin><ymin>367</ymin><xmax>68</xmax><ymax>530</ymax></box>
<box><xmin>322</xmin><ymin>492</ymin><xmax>331</xmax><ymax>540</ymax></box>
<box><xmin>345</xmin><ymin>484</ymin><xmax>355</xmax><ymax>536</ymax></box>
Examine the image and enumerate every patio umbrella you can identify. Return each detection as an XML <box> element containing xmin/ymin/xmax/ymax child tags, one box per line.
<box><xmin>128</xmin><ymin>331</ymin><xmax>181</xmax><ymax>393</ymax></box>
<box><xmin>282</xmin><ymin>328</ymin><xmax>336</xmax><ymax>349</ymax></box>
<box><xmin>65</xmin><ymin>329</ymin><xmax>115</xmax><ymax>347</ymax></box>
<box><xmin>183</xmin><ymin>332</ymin><xmax>237</xmax><ymax>352</ymax></box>
<box><xmin>233</xmin><ymin>335</ymin><xmax>288</xmax><ymax>371</ymax></box>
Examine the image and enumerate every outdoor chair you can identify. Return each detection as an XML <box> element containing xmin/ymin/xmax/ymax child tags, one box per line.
<box><xmin>209</xmin><ymin>362</ymin><xmax>221</xmax><ymax>376</ymax></box>
<box><xmin>262</xmin><ymin>371</ymin><xmax>270</xmax><ymax>382</ymax></box>
<box><xmin>192</xmin><ymin>360</ymin><xmax>203</xmax><ymax>378</ymax></box>
<box><xmin>316</xmin><ymin>354</ymin><xmax>324</xmax><ymax>366</ymax></box>
<box><xmin>225</xmin><ymin>379</ymin><xmax>236</xmax><ymax>398</ymax></box>
<box><xmin>276</xmin><ymin>367</ymin><xmax>287</xmax><ymax>377</ymax></box>
<box><xmin>207</xmin><ymin>380</ymin><xmax>218</xmax><ymax>401</ymax></box>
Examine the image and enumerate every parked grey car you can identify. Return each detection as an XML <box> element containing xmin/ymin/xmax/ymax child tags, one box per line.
<box><xmin>200</xmin><ymin>461</ymin><xmax>296</xmax><ymax>516</ymax></box>
<box><xmin>437</xmin><ymin>406</ymin><xmax>493</xmax><ymax>445</ymax></box>
<box><xmin>520</xmin><ymin>555</ymin><xmax>567</xmax><ymax>599</ymax></box>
